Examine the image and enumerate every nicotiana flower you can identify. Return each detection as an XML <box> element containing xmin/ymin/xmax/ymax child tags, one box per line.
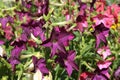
<box><xmin>3</xmin><ymin>26</ymin><xmax>13</xmax><ymax>40</ymax></box>
<box><xmin>92</xmin><ymin>14</ymin><xmax>114</xmax><ymax>28</ymax></box>
<box><xmin>97</xmin><ymin>46</ymin><xmax>111</xmax><ymax>59</ymax></box>
<box><xmin>55</xmin><ymin>50</ymin><xmax>79</xmax><ymax>76</ymax></box>
<box><xmin>97</xmin><ymin>60</ymin><xmax>112</xmax><ymax>70</ymax></box>
<box><xmin>21</xmin><ymin>19</ymin><xmax>46</xmax><ymax>41</ymax></box>
<box><xmin>114</xmin><ymin>66</ymin><xmax>120</xmax><ymax>80</ymax></box>
<box><xmin>105</xmin><ymin>4</ymin><xmax>120</xmax><ymax>23</ymax></box>
<box><xmin>76</xmin><ymin>13</ymin><xmax>88</xmax><ymax>32</ymax></box>
<box><xmin>0</xmin><ymin>16</ymin><xmax>13</xmax><ymax>29</ymax></box>
<box><xmin>80</xmin><ymin>68</ymin><xmax>110</xmax><ymax>80</ymax></box>
<box><xmin>41</xmin><ymin>27</ymin><xmax>74</xmax><ymax>57</ymax></box>
<box><xmin>8</xmin><ymin>39</ymin><xmax>26</xmax><ymax>71</ymax></box>
<box><xmin>92</xmin><ymin>23</ymin><xmax>109</xmax><ymax>48</ymax></box>
<box><xmin>32</xmin><ymin>56</ymin><xmax>49</xmax><ymax>76</ymax></box>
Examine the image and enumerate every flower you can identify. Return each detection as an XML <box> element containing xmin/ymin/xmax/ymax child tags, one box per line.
<box><xmin>92</xmin><ymin>23</ymin><xmax>109</xmax><ymax>48</ymax></box>
<box><xmin>8</xmin><ymin>39</ymin><xmax>26</xmax><ymax>71</ymax></box>
<box><xmin>92</xmin><ymin>14</ymin><xmax>114</xmax><ymax>28</ymax></box>
<box><xmin>0</xmin><ymin>16</ymin><xmax>13</xmax><ymax>29</ymax></box>
<box><xmin>114</xmin><ymin>66</ymin><xmax>120</xmax><ymax>80</ymax></box>
<box><xmin>32</xmin><ymin>56</ymin><xmax>49</xmax><ymax>76</ymax></box>
<box><xmin>56</xmin><ymin>50</ymin><xmax>79</xmax><ymax>76</ymax></box>
<box><xmin>76</xmin><ymin>14</ymin><xmax>88</xmax><ymax>32</ymax></box>
<box><xmin>93</xmin><ymin>68</ymin><xmax>110</xmax><ymax>80</ymax></box>
<box><xmin>97</xmin><ymin>60</ymin><xmax>112</xmax><ymax>70</ymax></box>
<box><xmin>41</xmin><ymin>27</ymin><xmax>74</xmax><ymax>57</ymax></box>
<box><xmin>0</xmin><ymin>40</ymin><xmax>4</xmax><ymax>45</ymax></box>
<box><xmin>3</xmin><ymin>26</ymin><xmax>13</xmax><ymax>40</ymax></box>
<box><xmin>21</xmin><ymin>19</ymin><xmax>46</xmax><ymax>41</ymax></box>
<box><xmin>97</xmin><ymin>46</ymin><xmax>111</xmax><ymax>59</ymax></box>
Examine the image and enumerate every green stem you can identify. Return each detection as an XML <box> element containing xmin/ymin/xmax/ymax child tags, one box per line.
<box><xmin>51</xmin><ymin>20</ymin><xmax>72</xmax><ymax>26</ymax></box>
<box><xmin>0</xmin><ymin>57</ymin><xmax>11</xmax><ymax>69</ymax></box>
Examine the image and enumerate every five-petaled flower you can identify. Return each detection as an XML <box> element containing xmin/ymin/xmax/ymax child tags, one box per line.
<box><xmin>41</xmin><ymin>27</ymin><xmax>74</xmax><ymax>57</ymax></box>
<box><xmin>32</xmin><ymin>56</ymin><xmax>49</xmax><ymax>76</ymax></box>
<box><xmin>55</xmin><ymin>50</ymin><xmax>79</xmax><ymax>76</ymax></box>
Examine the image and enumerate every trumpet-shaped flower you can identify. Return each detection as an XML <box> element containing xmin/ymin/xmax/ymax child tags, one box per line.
<box><xmin>56</xmin><ymin>50</ymin><xmax>79</xmax><ymax>76</ymax></box>
<box><xmin>92</xmin><ymin>23</ymin><xmax>109</xmax><ymax>48</ymax></box>
<box><xmin>97</xmin><ymin>46</ymin><xmax>111</xmax><ymax>59</ymax></box>
<box><xmin>41</xmin><ymin>27</ymin><xmax>74</xmax><ymax>57</ymax></box>
<box><xmin>32</xmin><ymin>56</ymin><xmax>49</xmax><ymax>76</ymax></box>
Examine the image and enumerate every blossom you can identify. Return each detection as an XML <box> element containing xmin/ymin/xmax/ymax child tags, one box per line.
<box><xmin>97</xmin><ymin>46</ymin><xmax>111</xmax><ymax>59</ymax></box>
<box><xmin>92</xmin><ymin>14</ymin><xmax>114</xmax><ymax>28</ymax></box>
<box><xmin>8</xmin><ymin>39</ymin><xmax>26</xmax><ymax>71</ymax></box>
<box><xmin>3</xmin><ymin>26</ymin><xmax>13</xmax><ymax>40</ymax></box>
<box><xmin>76</xmin><ymin>14</ymin><xmax>88</xmax><ymax>32</ymax></box>
<box><xmin>21</xmin><ymin>19</ymin><xmax>46</xmax><ymax>41</ymax></box>
<box><xmin>92</xmin><ymin>23</ymin><xmax>109</xmax><ymax>48</ymax></box>
<box><xmin>0</xmin><ymin>16</ymin><xmax>13</xmax><ymax>29</ymax></box>
<box><xmin>41</xmin><ymin>27</ymin><xmax>74</xmax><ymax>57</ymax></box>
<box><xmin>97</xmin><ymin>60</ymin><xmax>112</xmax><ymax>70</ymax></box>
<box><xmin>0</xmin><ymin>40</ymin><xmax>4</xmax><ymax>45</ymax></box>
<box><xmin>32</xmin><ymin>56</ymin><xmax>49</xmax><ymax>76</ymax></box>
<box><xmin>56</xmin><ymin>50</ymin><xmax>79</xmax><ymax>76</ymax></box>
<box><xmin>114</xmin><ymin>66</ymin><xmax>120</xmax><ymax>80</ymax></box>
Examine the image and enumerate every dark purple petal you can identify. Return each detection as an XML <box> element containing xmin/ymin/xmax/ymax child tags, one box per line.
<box><xmin>32</xmin><ymin>56</ymin><xmax>49</xmax><ymax>75</ymax></box>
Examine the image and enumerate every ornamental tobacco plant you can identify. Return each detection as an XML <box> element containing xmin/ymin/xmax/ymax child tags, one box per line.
<box><xmin>0</xmin><ymin>0</ymin><xmax>120</xmax><ymax>80</ymax></box>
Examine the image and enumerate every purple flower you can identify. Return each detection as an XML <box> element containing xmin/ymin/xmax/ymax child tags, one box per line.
<box><xmin>32</xmin><ymin>56</ymin><xmax>49</xmax><ymax>75</ymax></box>
<box><xmin>21</xmin><ymin>19</ymin><xmax>46</xmax><ymax>41</ymax></box>
<box><xmin>56</xmin><ymin>50</ymin><xmax>79</xmax><ymax>76</ymax></box>
<box><xmin>8</xmin><ymin>39</ymin><xmax>26</xmax><ymax>71</ymax></box>
<box><xmin>41</xmin><ymin>27</ymin><xmax>74</xmax><ymax>57</ymax></box>
<box><xmin>114</xmin><ymin>66</ymin><xmax>120</xmax><ymax>80</ymax></box>
<box><xmin>92</xmin><ymin>23</ymin><xmax>109</xmax><ymax>48</ymax></box>
<box><xmin>0</xmin><ymin>40</ymin><xmax>4</xmax><ymax>45</ymax></box>
<box><xmin>93</xmin><ymin>68</ymin><xmax>110</xmax><ymax>80</ymax></box>
<box><xmin>0</xmin><ymin>16</ymin><xmax>13</xmax><ymax>29</ymax></box>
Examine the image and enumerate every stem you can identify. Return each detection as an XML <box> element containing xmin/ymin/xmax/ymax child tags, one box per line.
<box><xmin>82</xmin><ymin>61</ymin><xmax>95</xmax><ymax>71</ymax></box>
<box><xmin>51</xmin><ymin>20</ymin><xmax>72</xmax><ymax>26</ymax></box>
<box><xmin>0</xmin><ymin>57</ymin><xmax>11</xmax><ymax>69</ymax></box>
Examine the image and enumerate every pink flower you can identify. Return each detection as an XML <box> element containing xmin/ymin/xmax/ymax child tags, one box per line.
<box><xmin>97</xmin><ymin>60</ymin><xmax>112</xmax><ymax>70</ymax></box>
<box><xmin>92</xmin><ymin>14</ymin><xmax>114</xmax><ymax>28</ymax></box>
<box><xmin>97</xmin><ymin>46</ymin><xmax>111</xmax><ymax>59</ymax></box>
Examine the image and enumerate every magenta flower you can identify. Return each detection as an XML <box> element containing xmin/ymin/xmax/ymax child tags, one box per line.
<box><xmin>93</xmin><ymin>68</ymin><xmax>110</xmax><ymax>80</ymax></box>
<box><xmin>97</xmin><ymin>46</ymin><xmax>111</xmax><ymax>59</ymax></box>
<box><xmin>41</xmin><ymin>27</ymin><xmax>74</xmax><ymax>57</ymax></box>
<box><xmin>8</xmin><ymin>39</ymin><xmax>26</xmax><ymax>71</ymax></box>
<box><xmin>92</xmin><ymin>23</ymin><xmax>109</xmax><ymax>48</ymax></box>
<box><xmin>3</xmin><ymin>26</ymin><xmax>13</xmax><ymax>40</ymax></box>
<box><xmin>92</xmin><ymin>14</ymin><xmax>114</xmax><ymax>28</ymax></box>
<box><xmin>21</xmin><ymin>19</ymin><xmax>46</xmax><ymax>41</ymax></box>
<box><xmin>56</xmin><ymin>50</ymin><xmax>79</xmax><ymax>76</ymax></box>
<box><xmin>0</xmin><ymin>16</ymin><xmax>13</xmax><ymax>29</ymax></box>
<box><xmin>76</xmin><ymin>14</ymin><xmax>88</xmax><ymax>32</ymax></box>
<box><xmin>0</xmin><ymin>40</ymin><xmax>4</xmax><ymax>45</ymax></box>
<box><xmin>114</xmin><ymin>66</ymin><xmax>120</xmax><ymax>80</ymax></box>
<box><xmin>32</xmin><ymin>56</ymin><xmax>49</xmax><ymax>75</ymax></box>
